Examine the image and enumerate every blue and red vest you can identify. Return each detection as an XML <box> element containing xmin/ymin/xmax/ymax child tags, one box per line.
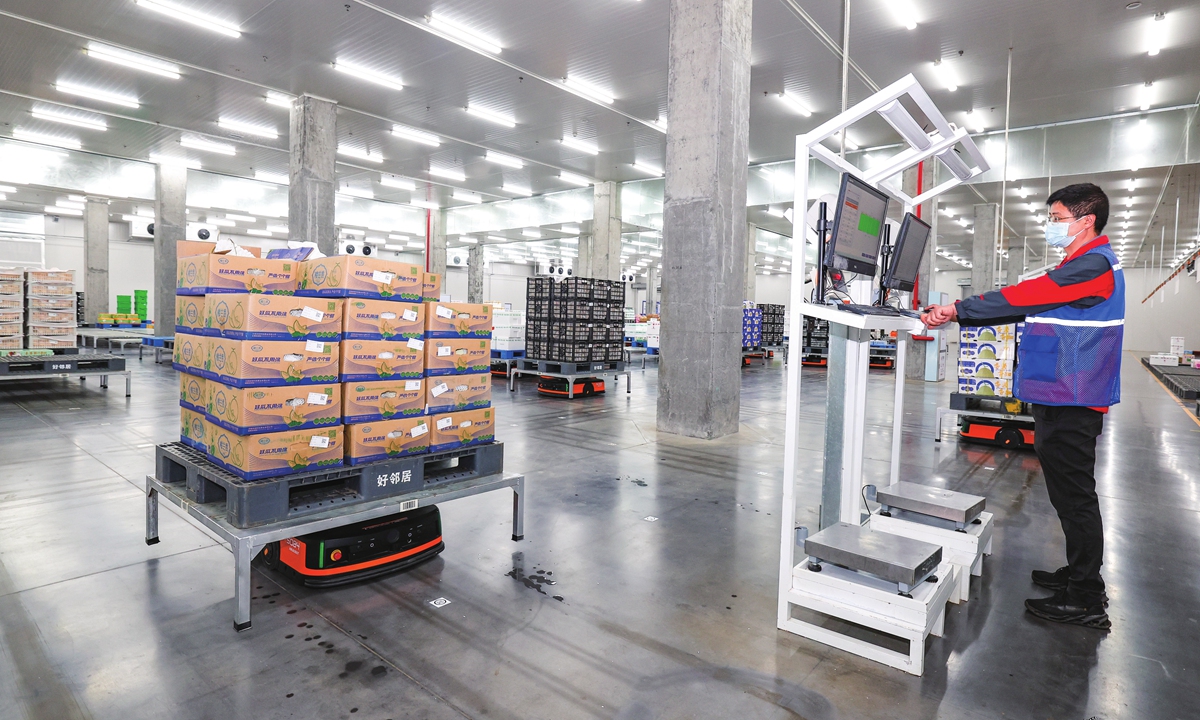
<box><xmin>1014</xmin><ymin>243</ymin><xmax>1124</xmax><ymax>407</ymax></box>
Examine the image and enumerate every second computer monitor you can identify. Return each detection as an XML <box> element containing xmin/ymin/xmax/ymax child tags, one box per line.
<box><xmin>825</xmin><ymin>173</ymin><xmax>890</xmax><ymax>276</ymax></box>
<box><xmin>884</xmin><ymin>212</ymin><xmax>932</xmax><ymax>292</ymax></box>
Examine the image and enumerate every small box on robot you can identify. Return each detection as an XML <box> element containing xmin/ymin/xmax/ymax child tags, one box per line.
<box><xmin>959</xmin><ymin>325</ymin><xmax>1016</xmax><ymax>343</ymax></box>
<box><xmin>958</xmin><ymin>358</ymin><xmax>1014</xmax><ymax>379</ymax></box>
<box><xmin>959</xmin><ymin>339</ymin><xmax>1015</xmax><ymax>361</ymax></box>
<box><xmin>958</xmin><ymin>377</ymin><xmax>1014</xmax><ymax>397</ymax></box>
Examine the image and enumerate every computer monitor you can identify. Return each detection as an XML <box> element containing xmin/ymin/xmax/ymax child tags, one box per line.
<box><xmin>883</xmin><ymin>212</ymin><xmax>932</xmax><ymax>292</ymax></box>
<box><xmin>825</xmin><ymin>173</ymin><xmax>890</xmax><ymax>276</ymax></box>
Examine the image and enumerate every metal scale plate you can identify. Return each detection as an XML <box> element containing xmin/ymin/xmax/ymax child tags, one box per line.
<box><xmin>804</xmin><ymin>522</ymin><xmax>942</xmax><ymax>589</ymax></box>
<box><xmin>877</xmin><ymin>482</ymin><xmax>985</xmax><ymax>525</ymax></box>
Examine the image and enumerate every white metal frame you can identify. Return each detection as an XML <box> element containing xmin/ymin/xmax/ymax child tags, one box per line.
<box><xmin>778</xmin><ymin>74</ymin><xmax>990</xmax><ymax>667</ymax></box>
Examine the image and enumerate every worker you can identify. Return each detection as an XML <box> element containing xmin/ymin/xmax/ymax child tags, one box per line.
<box><xmin>922</xmin><ymin>183</ymin><xmax>1123</xmax><ymax>630</ymax></box>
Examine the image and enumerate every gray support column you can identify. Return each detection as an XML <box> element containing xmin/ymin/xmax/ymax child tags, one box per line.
<box><xmin>467</xmin><ymin>243</ymin><xmax>484</xmax><ymax>303</ymax></box>
<box><xmin>744</xmin><ymin>222</ymin><xmax>757</xmax><ymax>302</ymax></box>
<box><xmin>647</xmin><ymin>264</ymin><xmax>659</xmax><ymax>314</ymax></box>
<box><xmin>576</xmin><ymin>234</ymin><xmax>593</xmax><ymax>278</ymax></box>
<box><xmin>591</xmin><ymin>181</ymin><xmax>622</xmax><ymax>280</ymax></box>
<box><xmin>288</xmin><ymin>95</ymin><xmax>338</xmax><ymax>256</ymax></box>
<box><xmin>83</xmin><ymin>196</ymin><xmax>110</xmax><ymax>325</ymax></box>
<box><xmin>428</xmin><ymin>209</ymin><xmax>447</xmax><ymax>277</ymax></box>
<box><xmin>154</xmin><ymin>163</ymin><xmax>187</xmax><ymax>335</ymax></box>
<box><xmin>971</xmin><ymin>203</ymin><xmax>998</xmax><ymax>295</ymax></box>
<box><xmin>657</xmin><ymin>0</ymin><xmax>753</xmax><ymax>440</ymax></box>
<box><xmin>1005</xmin><ymin>237</ymin><xmax>1022</xmax><ymax>286</ymax></box>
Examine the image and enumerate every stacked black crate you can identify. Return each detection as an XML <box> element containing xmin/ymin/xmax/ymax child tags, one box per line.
<box><xmin>524</xmin><ymin>277</ymin><xmax>552</xmax><ymax>360</ymax></box>
<box><xmin>758</xmin><ymin>303</ymin><xmax>785</xmax><ymax>345</ymax></box>
<box><xmin>525</xmin><ymin>277</ymin><xmax>625</xmax><ymax>362</ymax></box>
<box><xmin>802</xmin><ymin>316</ymin><xmax>829</xmax><ymax>362</ymax></box>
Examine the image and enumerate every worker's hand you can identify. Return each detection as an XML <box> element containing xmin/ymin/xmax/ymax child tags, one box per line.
<box><xmin>920</xmin><ymin>303</ymin><xmax>958</xmax><ymax>328</ymax></box>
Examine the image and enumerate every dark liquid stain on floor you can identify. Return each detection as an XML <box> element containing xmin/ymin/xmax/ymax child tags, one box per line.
<box><xmin>371</xmin><ymin>665</ymin><xmax>387</xmax><ymax>677</ymax></box>
<box><xmin>506</xmin><ymin>551</ymin><xmax>559</xmax><ymax>597</ymax></box>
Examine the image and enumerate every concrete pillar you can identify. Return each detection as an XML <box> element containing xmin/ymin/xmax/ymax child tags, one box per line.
<box><xmin>467</xmin><ymin>243</ymin><xmax>484</xmax><ymax>303</ymax></box>
<box><xmin>288</xmin><ymin>95</ymin><xmax>338</xmax><ymax>256</ymax></box>
<box><xmin>576</xmin><ymin>234</ymin><xmax>593</xmax><ymax>278</ymax></box>
<box><xmin>1005</xmin><ymin>237</ymin><xmax>1023</xmax><ymax>286</ymax></box>
<box><xmin>971</xmin><ymin>203</ymin><xmax>998</xmax><ymax>295</ymax></box>
<box><xmin>744</xmin><ymin>222</ymin><xmax>757</xmax><ymax>302</ymax></box>
<box><xmin>154</xmin><ymin>163</ymin><xmax>186</xmax><ymax>335</ymax></box>
<box><xmin>591</xmin><ymin>181</ymin><xmax>622</xmax><ymax>280</ymax></box>
<box><xmin>657</xmin><ymin>0</ymin><xmax>753</xmax><ymax>440</ymax></box>
<box><xmin>647</xmin><ymin>264</ymin><xmax>659</xmax><ymax>314</ymax></box>
<box><xmin>428</xmin><ymin>209</ymin><xmax>447</xmax><ymax>277</ymax></box>
<box><xmin>83</xmin><ymin>196</ymin><xmax>110</xmax><ymax>325</ymax></box>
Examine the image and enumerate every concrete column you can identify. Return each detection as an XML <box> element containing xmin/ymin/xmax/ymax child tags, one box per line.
<box><xmin>83</xmin><ymin>196</ymin><xmax>110</xmax><ymax>325</ymax></box>
<box><xmin>428</xmin><ymin>209</ymin><xmax>447</xmax><ymax>276</ymax></box>
<box><xmin>647</xmin><ymin>264</ymin><xmax>659</xmax><ymax>314</ymax></box>
<box><xmin>971</xmin><ymin>203</ymin><xmax>998</xmax><ymax>295</ymax></box>
<box><xmin>744</xmin><ymin>222</ymin><xmax>757</xmax><ymax>302</ymax></box>
<box><xmin>1005</xmin><ymin>237</ymin><xmax>1023</xmax><ymax>286</ymax></box>
<box><xmin>467</xmin><ymin>243</ymin><xmax>484</xmax><ymax>303</ymax></box>
<box><xmin>657</xmin><ymin>0</ymin><xmax>753</xmax><ymax>440</ymax></box>
<box><xmin>576</xmin><ymin>234</ymin><xmax>593</xmax><ymax>278</ymax></box>
<box><xmin>288</xmin><ymin>95</ymin><xmax>338</xmax><ymax>256</ymax></box>
<box><xmin>591</xmin><ymin>181</ymin><xmax>622</xmax><ymax>280</ymax></box>
<box><xmin>154</xmin><ymin>163</ymin><xmax>187</xmax><ymax>335</ymax></box>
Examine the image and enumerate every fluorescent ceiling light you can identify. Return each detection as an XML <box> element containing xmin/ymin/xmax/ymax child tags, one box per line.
<box><xmin>889</xmin><ymin>0</ymin><xmax>919</xmax><ymax>29</ymax></box>
<box><xmin>429</xmin><ymin>166</ymin><xmax>466</xmax><ymax>182</ymax></box>
<box><xmin>218</xmin><ymin>117</ymin><xmax>278</xmax><ymax>139</ymax></box>
<box><xmin>957</xmin><ymin>218</ymin><xmax>969</xmax><ymax>227</ymax></box>
<box><xmin>255</xmin><ymin>170</ymin><xmax>288</xmax><ymax>185</ymax></box>
<box><xmin>878</xmin><ymin>100</ymin><xmax>931</xmax><ymax>150</ymax></box>
<box><xmin>334</xmin><ymin>59</ymin><xmax>404</xmax><ymax>91</ymax></box>
<box><xmin>134</xmin><ymin>0</ymin><xmax>241</xmax><ymax>38</ymax></box>
<box><xmin>503</xmin><ymin>184</ymin><xmax>531</xmax><ymax>196</ymax></box>
<box><xmin>388</xmin><ymin>233</ymin><xmax>409</xmax><ymax>241</ymax></box>
<box><xmin>56</xmin><ymin>200</ymin><xmax>85</xmax><ymax>210</ymax></box>
<box><xmin>180</xmin><ymin>135</ymin><xmax>235</xmax><ymax>155</ymax></box>
<box><xmin>561</xmin><ymin>136</ymin><xmax>599</xmax><ymax>155</ymax></box>
<box><xmin>224</xmin><ymin>213</ymin><xmax>256</xmax><ymax>222</ymax></box>
<box><xmin>31</xmin><ymin>107</ymin><xmax>107</xmax><ymax>131</ymax></box>
<box><xmin>428</xmin><ymin>13</ymin><xmax>503</xmax><ymax>54</ymax></box>
<box><xmin>460</xmin><ymin>237</ymin><xmax>478</xmax><ymax>244</ymax></box>
<box><xmin>0</xmin><ymin>185</ymin><xmax>15</xmax><ymax>193</ymax></box>
<box><xmin>485</xmin><ymin>151</ymin><xmax>523</xmax><ymax>168</ymax></box>
<box><xmin>564</xmin><ymin>76</ymin><xmax>614</xmax><ymax>104</ymax></box>
<box><xmin>1138</xmin><ymin>81</ymin><xmax>1154</xmax><ymax>111</ymax></box>
<box><xmin>121</xmin><ymin>214</ymin><xmax>148</xmax><ymax>221</ymax></box>
<box><xmin>453</xmin><ymin>190</ymin><xmax>482</xmax><ymax>204</ymax></box>
<box><xmin>337</xmin><ymin>145</ymin><xmax>383</xmax><ymax>163</ymax></box>
<box><xmin>265</xmin><ymin>91</ymin><xmax>293</xmax><ymax>108</ymax></box>
<box><xmin>467</xmin><ymin>105</ymin><xmax>516</xmax><ymax>128</ymax></box>
<box><xmin>487</xmin><ymin>235</ymin><xmax>507</xmax><ymax>242</ymax></box>
<box><xmin>391</xmin><ymin>125</ymin><xmax>440</xmax><ymax>147</ymax></box>
<box><xmin>267</xmin><ymin>224</ymin><xmax>288</xmax><ymax>233</ymax></box>
<box><xmin>523</xmin><ymin>229</ymin><xmax>541</xmax><ymax>238</ymax></box>
<box><xmin>653</xmin><ymin>117</ymin><xmax>667</xmax><ymax>131</ymax></box>
<box><xmin>13</xmin><ymin>129</ymin><xmax>81</xmax><ymax>150</ymax></box>
<box><xmin>381</xmin><ymin>175</ymin><xmax>416</xmax><ymax>190</ymax></box>
<box><xmin>933</xmin><ymin>60</ymin><xmax>958</xmax><ymax>92</ymax></box>
<box><xmin>207</xmin><ymin>218</ymin><xmax>235</xmax><ymax>227</ymax></box>
<box><xmin>633</xmin><ymin>162</ymin><xmax>662</xmax><ymax>176</ymax></box>
<box><xmin>341</xmin><ymin>228</ymin><xmax>365</xmax><ymax>236</ymax></box>
<box><xmin>966</xmin><ymin>109</ymin><xmax>986</xmax><ymax>133</ymax></box>
<box><xmin>1017</xmin><ymin>186</ymin><xmax>1029</xmax><ymax>198</ymax></box>
<box><xmin>561</xmin><ymin>224</ymin><xmax>579</xmax><ymax>234</ymax></box>
<box><xmin>45</xmin><ymin>205</ymin><xmax>83</xmax><ymax>216</ymax></box>
<box><xmin>1147</xmin><ymin>13</ymin><xmax>1166</xmax><ymax>56</ymax></box>
<box><xmin>409</xmin><ymin>199</ymin><xmax>439</xmax><ymax>210</ymax></box>
<box><xmin>56</xmin><ymin>81</ymin><xmax>138</xmax><ymax>108</ymax></box>
<box><xmin>560</xmin><ymin>172</ymin><xmax>591</xmax><ymax>187</ymax></box>
<box><xmin>86</xmin><ymin>42</ymin><xmax>180</xmax><ymax>78</ymax></box>
<box><xmin>338</xmin><ymin>187</ymin><xmax>374</xmax><ymax>200</ymax></box>
<box><xmin>778</xmin><ymin>92</ymin><xmax>812</xmax><ymax>117</ymax></box>
<box><xmin>245</xmin><ymin>228</ymin><xmax>273</xmax><ymax>237</ymax></box>
<box><xmin>149</xmin><ymin>152</ymin><xmax>201</xmax><ymax>169</ymax></box>
<box><xmin>1124</xmin><ymin>197</ymin><xmax>1133</xmax><ymax>207</ymax></box>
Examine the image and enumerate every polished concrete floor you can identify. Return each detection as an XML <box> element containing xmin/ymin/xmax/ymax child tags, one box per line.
<box><xmin>1</xmin><ymin>351</ymin><xmax>1198</xmax><ymax>720</ymax></box>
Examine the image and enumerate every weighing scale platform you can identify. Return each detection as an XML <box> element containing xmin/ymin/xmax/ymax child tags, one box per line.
<box><xmin>876</xmin><ymin>482</ymin><xmax>985</xmax><ymax>527</ymax></box>
<box><xmin>804</xmin><ymin>522</ymin><xmax>942</xmax><ymax>593</ymax></box>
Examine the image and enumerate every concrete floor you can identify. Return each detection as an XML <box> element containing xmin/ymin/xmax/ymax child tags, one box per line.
<box><xmin>1</xmin><ymin>351</ymin><xmax>1198</xmax><ymax>720</ymax></box>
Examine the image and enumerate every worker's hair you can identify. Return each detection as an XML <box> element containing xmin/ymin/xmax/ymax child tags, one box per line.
<box><xmin>1047</xmin><ymin>183</ymin><xmax>1109</xmax><ymax>233</ymax></box>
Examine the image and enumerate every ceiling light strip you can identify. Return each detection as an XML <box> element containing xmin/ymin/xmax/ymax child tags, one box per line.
<box><xmin>85</xmin><ymin>41</ymin><xmax>181</xmax><ymax>78</ymax></box>
<box><xmin>134</xmin><ymin>0</ymin><xmax>242</xmax><ymax>38</ymax></box>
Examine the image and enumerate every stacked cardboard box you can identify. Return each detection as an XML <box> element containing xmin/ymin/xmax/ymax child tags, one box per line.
<box><xmin>25</xmin><ymin>269</ymin><xmax>77</xmax><ymax>349</ymax></box>
<box><xmin>524</xmin><ymin>276</ymin><xmax>624</xmax><ymax>362</ymax></box>
<box><xmin>492</xmin><ymin>308</ymin><xmax>525</xmax><ymax>352</ymax></box>
<box><xmin>758</xmin><ymin>303</ymin><xmax>785</xmax><ymax>345</ymax></box>
<box><xmin>422</xmin><ymin>301</ymin><xmax>494</xmax><ymax>453</ymax></box>
<box><xmin>646</xmin><ymin>318</ymin><xmax>660</xmax><ymax>351</ymax></box>
<box><xmin>742</xmin><ymin>306</ymin><xmax>763</xmax><ymax>348</ymax></box>
<box><xmin>0</xmin><ymin>268</ymin><xmax>23</xmax><ymax>349</ymax></box>
<box><xmin>957</xmin><ymin>324</ymin><xmax>1022</xmax><ymax>396</ymax></box>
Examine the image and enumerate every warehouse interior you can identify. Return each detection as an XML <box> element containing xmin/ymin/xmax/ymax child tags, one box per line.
<box><xmin>1</xmin><ymin>0</ymin><xmax>1199</xmax><ymax>718</ymax></box>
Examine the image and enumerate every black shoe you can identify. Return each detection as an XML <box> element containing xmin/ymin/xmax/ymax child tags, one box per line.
<box><xmin>1025</xmin><ymin>591</ymin><xmax>1111</xmax><ymax>629</ymax></box>
<box><xmin>1031</xmin><ymin>567</ymin><xmax>1109</xmax><ymax>606</ymax></box>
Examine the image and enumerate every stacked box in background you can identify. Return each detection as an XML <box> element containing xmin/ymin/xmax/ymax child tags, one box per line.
<box><xmin>957</xmin><ymin>324</ymin><xmax>1022</xmax><ymax>396</ymax></box>
<box><xmin>116</xmin><ymin>294</ymin><xmax>131</xmax><ymax>315</ymax></box>
<box><xmin>25</xmin><ymin>269</ymin><xmax>76</xmax><ymax>349</ymax></box>
<box><xmin>492</xmin><ymin>308</ymin><xmax>525</xmax><ymax>352</ymax></box>
<box><xmin>742</xmin><ymin>306</ymin><xmax>763</xmax><ymax>348</ymax></box>
<box><xmin>134</xmin><ymin>289</ymin><xmax>149</xmax><ymax>322</ymax></box>
<box><xmin>646</xmin><ymin>318</ymin><xmax>660</xmax><ymax>351</ymax></box>
<box><xmin>758</xmin><ymin>303</ymin><xmax>785</xmax><ymax>345</ymax></box>
<box><xmin>0</xmin><ymin>268</ymin><xmax>23</xmax><ymax>349</ymax></box>
<box><xmin>524</xmin><ymin>276</ymin><xmax>625</xmax><ymax>362</ymax></box>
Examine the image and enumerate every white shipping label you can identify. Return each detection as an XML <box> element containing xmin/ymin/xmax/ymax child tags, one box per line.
<box><xmin>372</xmin><ymin>270</ymin><xmax>395</xmax><ymax>283</ymax></box>
<box><xmin>431</xmin><ymin>382</ymin><xmax>449</xmax><ymax>397</ymax></box>
<box><xmin>402</xmin><ymin>308</ymin><xmax>418</xmax><ymax>322</ymax></box>
<box><xmin>299</xmin><ymin>306</ymin><xmax>324</xmax><ymax>321</ymax></box>
<box><xmin>305</xmin><ymin>340</ymin><xmax>325</xmax><ymax>353</ymax></box>
<box><xmin>309</xmin><ymin>435</ymin><xmax>330</xmax><ymax>448</ymax></box>
<box><xmin>436</xmin><ymin>417</ymin><xmax>454</xmax><ymax>430</ymax></box>
<box><xmin>306</xmin><ymin>392</ymin><xmax>329</xmax><ymax>405</ymax></box>
<box><xmin>405</xmin><ymin>380</ymin><xmax>421</xmax><ymax>391</ymax></box>
<box><xmin>459</xmin><ymin>420</ymin><xmax>472</xmax><ymax>428</ymax></box>
<box><xmin>407</xmin><ymin>338</ymin><xmax>425</xmax><ymax>350</ymax></box>
<box><xmin>437</xmin><ymin>346</ymin><xmax>452</xmax><ymax>357</ymax></box>
<box><xmin>411</xmin><ymin>422</ymin><xmax>429</xmax><ymax>437</ymax></box>
<box><xmin>436</xmin><ymin>305</ymin><xmax>454</xmax><ymax>319</ymax></box>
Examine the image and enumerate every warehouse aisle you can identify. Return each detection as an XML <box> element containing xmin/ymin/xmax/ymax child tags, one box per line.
<box><xmin>0</xmin><ymin>352</ymin><xmax>1197</xmax><ymax>720</ymax></box>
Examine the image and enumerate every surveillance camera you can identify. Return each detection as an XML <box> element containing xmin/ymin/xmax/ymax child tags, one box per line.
<box><xmin>345</xmin><ymin>244</ymin><xmax>356</xmax><ymax>254</ymax></box>
<box><xmin>361</xmin><ymin>245</ymin><xmax>372</xmax><ymax>256</ymax></box>
<box><xmin>197</xmin><ymin>228</ymin><xmax>210</xmax><ymax>240</ymax></box>
<box><xmin>147</xmin><ymin>222</ymin><xmax>154</xmax><ymax>236</ymax></box>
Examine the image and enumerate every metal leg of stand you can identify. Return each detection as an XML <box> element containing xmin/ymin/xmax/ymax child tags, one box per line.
<box><xmin>509</xmin><ymin>369</ymin><xmax>517</xmax><ymax>392</ymax></box>
<box><xmin>100</xmin><ymin>374</ymin><xmax>108</xmax><ymax>389</ymax></box>
<box><xmin>568</xmin><ymin>376</ymin><xmax>575</xmax><ymax>399</ymax></box>
<box><xmin>626</xmin><ymin>371</ymin><xmax>631</xmax><ymax>393</ymax></box>
<box><xmin>233</xmin><ymin>538</ymin><xmax>256</xmax><ymax>632</ymax></box>
<box><xmin>512</xmin><ymin>477</ymin><xmax>525</xmax><ymax>541</ymax></box>
<box><xmin>125</xmin><ymin>372</ymin><xmax>131</xmax><ymax>397</ymax></box>
<box><xmin>145</xmin><ymin>487</ymin><xmax>160</xmax><ymax>545</ymax></box>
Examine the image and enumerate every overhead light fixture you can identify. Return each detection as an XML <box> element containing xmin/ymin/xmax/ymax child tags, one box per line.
<box><xmin>957</xmin><ymin>218</ymin><xmax>970</xmax><ymax>227</ymax></box>
<box><xmin>560</xmin><ymin>172</ymin><xmax>591</xmax><ymax>187</ymax></box>
<box><xmin>878</xmin><ymin>100</ymin><xmax>931</xmax><ymax>150</ymax></box>
<box><xmin>267</xmin><ymin>224</ymin><xmax>288</xmax><ymax>233</ymax></box>
<box><xmin>56</xmin><ymin>200</ymin><xmax>85</xmax><ymax>210</ymax></box>
<box><xmin>254</xmin><ymin>170</ymin><xmax>288</xmax><ymax>185</ymax></box>
<box><xmin>466</xmin><ymin>105</ymin><xmax>516</xmax><ymax>128</ymax></box>
<box><xmin>224</xmin><ymin>213</ymin><xmax>257</xmax><ymax>222</ymax></box>
<box><xmin>932</xmin><ymin>59</ymin><xmax>958</xmax><ymax>92</ymax></box>
<box><xmin>633</xmin><ymin>162</ymin><xmax>662</xmax><ymax>176</ymax></box>
<box><xmin>391</xmin><ymin>125</ymin><xmax>440</xmax><ymax>147</ymax></box>
<box><xmin>453</xmin><ymin>190</ymin><xmax>482</xmax><ymax>204</ymax></box>
<box><xmin>381</xmin><ymin>175</ymin><xmax>417</xmax><ymax>191</ymax></box>
<box><xmin>180</xmin><ymin>135</ymin><xmax>235</xmax><ymax>155</ymax></box>
<box><xmin>778</xmin><ymin>92</ymin><xmax>812</xmax><ymax>117</ymax></box>
<box><xmin>429</xmin><ymin>166</ymin><xmax>466</xmax><ymax>182</ymax></box>
<box><xmin>937</xmin><ymin>146</ymin><xmax>974</xmax><ymax>181</ymax></box>
<box><xmin>427</xmin><ymin>13</ymin><xmax>503</xmax><ymax>54</ymax></box>
<box><xmin>888</xmin><ymin>0</ymin><xmax>919</xmax><ymax>29</ymax></box>
<box><xmin>85</xmin><ymin>41</ymin><xmax>181</xmax><ymax>80</ymax></box>
<box><xmin>561</xmin><ymin>224</ymin><xmax>580</xmax><ymax>234</ymax></box>
<box><xmin>245</xmin><ymin>228</ymin><xmax>272</xmax><ymax>237</ymax></box>
<box><xmin>1127</xmin><ymin>178</ymin><xmax>1137</xmax><ymax>191</ymax></box>
<box><xmin>966</xmin><ymin>109</ymin><xmax>986</xmax><ymax>133</ymax></box>
<box><xmin>653</xmin><ymin>117</ymin><xmax>668</xmax><ymax>131</ymax></box>
<box><xmin>522</xmin><ymin>229</ymin><xmax>541</xmax><ymax>238</ymax></box>
<box><xmin>337</xmin><ymin>145</ymin><xmax>382</xmax><ymax>163</ymax></box>
<box><xmin>206</xmin><ymin>218</ymin><xmax>235</xmax><ymax>227</ymax></box>
<box><xmin>31</xmin><ymin>107</ymin><xmax>107</xmax><ymax>131</ymax></box>
<box><xmin>503</xmin><ymin>184</ymin><xmax>532</xmax><ymax>196</ymax></box>
<box><xmin>1017</xmin><ymin>186</ymin><xmax>1029</xmax><ymax>198</ymax></box>
<box><xmin>409</xmin><ymin>199</ymin><xmax>439</xmax><ymax>210</ymax></box>
<box><xmin>1138</xmin><ymin>81</ymin><xmax>1154</xmax><ymax>111</ymax></box>
<box><xmin>13</xmin><ymin>129</ymin><xmax>81</xmax><ymax>150</ymax></box>
<box><xmin>333</xmin><ymin>59</ymin><xmax>404</xmax><ymax>91</ymax></box>
<box><xmin>0</xmin><ymin>185</ymin><xmax>16</xmax><ymax>193</ymax></box>
<box><xmin>388</xmin><ymin>234</ymin><xmax>409</xmax><ymax>241</ymax></box>
<box><xmin>1147</xmin><ymin>13</ymin><xmax>1166</xmax><ymax>56</ymax></box>
<box><xmin>1124</xmin><ymin>197</ymin><xmax>1134</xmax><ymax>207</ymax></box>
<box><xmin>460</xmin><ymin>237</ymin><xmax>478</xmax><ymax>244</ymax></box>
<box><xmin>485</xmin><ymin>151</ymin><xmax>523</xmax><ymax>168</ymax></box>
<box><xmin>218</xmin><ymin>117</ymin><xmax>278</xmax><ymax>139</ymax></box>
<box><xmin>338</xmin><ymin>187</ymin><xmax>374</xmax><ymax>200</ymax></box>
<box><xmin>561</xmin><ymin>136</ymin><xmax>599</xmax><ymax>155</ymax></box>
<box><xmin>487</xmin><ymin>235</ymin><xmax>507</xmax><ymax>242</ymax></box>
<box><xmin>56</xmin><ymin>80</ymin><xmax>139</xmax><ymax>108</ymax></box>
<box><xmin>134</xmin><ymin>0</ymin><xmax>242</xmax><ymax>37</ymax></box>
<box><xmin>564</xmin><ymin>76</ymin><xmax>614</xmax><ymax>105</ymax></box>
<box><xmin>265</xmin><ymin>91</ymin><xmax>293</xmax><ymax>108</ymax></box>
<box><xmin>45</xmin><ymin>205</ymin><xmax>83</xmax><ymax>216</ymax></box>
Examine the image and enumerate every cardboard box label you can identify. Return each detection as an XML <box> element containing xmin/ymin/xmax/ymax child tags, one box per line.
<box><xmin>341</xmin><ymin>379</ymin><xmax>425</xmax><ymax>423</ymax></box>
<box><xmin>300</xmin><ymin>306</ymin><xmax>324</xmax><ymax>321</ymax></box>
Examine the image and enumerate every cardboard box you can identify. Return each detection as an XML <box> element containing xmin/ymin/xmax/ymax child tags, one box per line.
<box><xmin>180</xmin><ymin>407</ymin><xmax>211</xmax><ymax>453</ymax></box>
<box><xmin>959</xmin><ymin>339</ymin><xmax>1015</xmax><ymax>361</ymax></box>
<box><xmin>26</xmin><ymin>269</ymin><xmax>74</xmax><ymax>284</ymax></box>
<box><xmin>959</xmin><ymin>325</ymin><xmax>1016</xmax><ymax>343</ymax></box>
<box><xmin>342</xmin><ymin>379</ymin><xmax>426</xmax><ymax>423</ymax></box>
<box><xmin>425</xmin><ymin>302</ymin><xmax>492</xmax><ymax>338</ymax></box>
<box><xmin>179</xmin><ymin>373</ymin><xmax>206</xmax><ymax>412</ymax></box>
<box><xmin>492</xmin><ymin>338</ymin><xmax>525</xmax><ymax>352</ymax></box>
<box><xmin>207</xmin><ymin>338</ymin><xmax>340</xmax><ymax>387</ymax></box>
<box><xmin>1149</xmin><ymin>354</ymin><xmax>1180</xmax><ymax>367</ymax></box>
<box><xmin>346</xmin><ymin>417</ymin><xmax>432</xmax><ymax>465</ymax></box>
<box><xmin>173</xmin><ymin>334</ymin><xmax>207</xmax><ymax>376</ymax></box>
<box><xmin>343</xmin><ymin>299</ymin><xmax>424</xmax><ymax>340</ymax></box>
<box><xmin>958</xmin><ymin>358</ymin><xmax>1014</xmax><ymax>379</ymax></box>
<box><xmin>0</xmin><ymin>335</ymin><xmax>23</xmax><ymax>349</ymax></box>
<box><xmin>1170</xmin><ymin>337</ymin><xmax>1185</xmax><ymax>355</ymax></box>
<box><xmin>27</xmin><ymin>282</ymin><xmax>75</xmax><ymax>297</ymax></box>
<box><xmin>25</xmin><ymin>296</ymin><xmax>74</xmax><ymax>310</ymax></box>
<box><xmin>425</xmin><ymin>372</ymin><xmax>491</xmax><ymax>415</ymax></box>
<box><xmin>177</xmin><ymin>254</ymin><xmax>298</xmax><ymax>295</ymax></box>
<box><xmin>176</xmin><ymin>240</ymin><xmax>261</xmax><ymax>258</ymax></box>
<box><xmin>26</xmin><ymin>335</ymin><xmax>76</xmax><ymax>349</ymax></box>
<box><xmin>176</xmin><ymin>295</ymin><xmax>206</xmax><ymax>334</ymax></box>
<box><xmin>206</xmin><ymin>294</ymin><xmax>343</xmax><ymax>340</ymax></box>
<box><xmin>423</xmin><ymin>272</ymin><xmax>442</xmax><ymax>302</ymax></box>
<box><xmin>297</xmin><ymin>256</ymin><xmax>423</xmax><ymax>301</ymax></box>
<box><xmin>958</xmin><ymin>377</ymin><xmax>1014</xmax><ymax>397</ymax></box>
<box><xmin>205</xmin><ymin>380</ymin><xmax>341</xmax><ymax>434</ymax></box>
<box><xmin>207</xmin><ymin>425</ymin><xmax>344</xmax><ymax>480</ymax></box>
<box><xmin>428</xmin><ymin>407</ymin><xmax>495</xmax><ymax>453</ymax></box>
<box><xmin>424</xmin><ymin>337</ymin><xmax>491</xmax><ymax>375</ymax></box>
<box><xmin>340</xmin><ymin>339</ymin><xmax>424</xmax><ymax>381</ymax></box>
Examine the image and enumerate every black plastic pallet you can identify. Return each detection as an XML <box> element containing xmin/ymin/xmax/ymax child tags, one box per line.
<box><xmin>0</xmin><ymin>353</ymin><xmax>123</xmax><ymax>375</ymax></box>
<box><xmin>516</xmin><ymin>358</ymin><xmax>625</xmax><ymax>375</ymax></box>
<box><xmin>154</xmin><ymin>441</ymin><xmax>504</xmax><ymax>528</ymax></box>
<box><xmin>949</xmin><ymin>392</ymin><xmax>1028</xmax><ymax>414</ymax></box>
<box><xmin>1164</xmin><ymin>374</ymin><xmax>1200</xmax><ymax>400</ymax></box>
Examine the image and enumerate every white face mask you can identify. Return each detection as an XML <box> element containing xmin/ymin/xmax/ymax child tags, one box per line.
<box><xmin>1045</xmin><ymin>216</ymin><xmax>1086</xmax><ymax>248</ymax></box>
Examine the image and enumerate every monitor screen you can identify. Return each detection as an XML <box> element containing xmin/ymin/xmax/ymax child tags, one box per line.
<box><xmin>825</xmin><ymin>173</ymin><xmax>890</xmax><ymax>276</ymax></box>
<box><xmin>884</xmin><ymin>212</ymin><xmax>932</xmax><ymax>292</ymax></box>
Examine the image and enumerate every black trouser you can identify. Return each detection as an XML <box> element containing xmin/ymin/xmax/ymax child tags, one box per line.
<box><xmin>1031</xmin><ymin>404</ymin><xmax>1106</xmax><ymax>604</ymax></box>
